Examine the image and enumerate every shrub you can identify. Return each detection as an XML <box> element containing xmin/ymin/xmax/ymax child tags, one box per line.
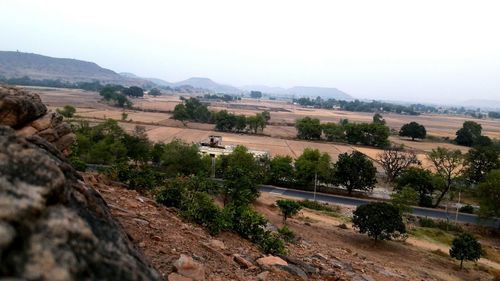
<box><xmin>276</xmin><ymin>200</ymin><xmax>302</xmax><ymax>223</ymax></box>
<box><xmin>450</xmin><ymin>233</ymin><xmax>483</xmax><ymax>269</ymax></box>
<box><xmin>57</xmin><ymin>105</ymin><xmax>76</xmax><ymax>118</ymax></box>
<box><xmin>180</xmin><ymin>192</ymin><xmax>228</xmax><ymax>235</ymax></box>
<box><xmin>459</xmin><ymin>205</ymin><xmax>474</xmax><ymax>214</ymax></box>
<box><xmin>259</xmin><ymin>232</ymin><xmax>287</xmax><ymax>255</ymax></box>
<box><xmin>278</xmin><ymin>225</ymin><xmax>295</xmax><ymax>242</ymax></box>
<box><xmin>298</xmin><ymin>200</ymin><xmax>340</xmax><ymax>212</ymax></box>
<box><xmin>156</xmin><ymin>178</ymin><xmax>188</xmax><ymax>208</ymax></box>
<box><xmin>231</xmin><ymin>205</ymin><xmax>267</xmax><ymax>242</ymax></box>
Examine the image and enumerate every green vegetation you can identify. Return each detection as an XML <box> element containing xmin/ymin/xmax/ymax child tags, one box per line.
<box><xmin>56</xmin><ymin>104</ymin><xmax>76</xmax><ymax>118</ymax></box>
<box><xmin>172</xmin><ymin>97</ymin><xmax>268</xmax><ymax>134</ymax></box>
<box><xmin>278</xmin><ymin>225</ymin><xmax>295</xmax><ymax>242</ymax></box>
<box><xmin>294</xmin><ymin>148</ymin><xmax>332</xmax><ymax>188</ymax></box>
<box><xmin>427</xmin><ymin>147</ymin><xmax>464</xmax><ymax>207</ymax></box>
<box><xmin>149</xmin><ymin>88</ymin><xmax>161</xmax><ymax>96</ymax></box>
<box><xmin>276</xmin><ymin>200</ymin><xmax>302</xmax><ymax>223</ymax></box>
<box><xmin>476</xmin><ymin>169</ymin><xmax>500</xmax><ymax>219</ymax></box>
<box><xmin>459</xmin><ymin>205</ymin><xmax>475</xmax><ymax>214</ymax></box>
<box><xmin>391</xmin><ymin>186</ymin><xmax>418</xmax><ymax>214</ymax></box>
<box><xmin>332</xmin><ymin>151</ymin><xmax>377</xmax><ymax>195</ymax></box>
<box><xmin>455</xmin><ymin>121</ymin><xmax>491</xmax><ymax>147</ymax></box>
<box><xmin>409</xmin><ymin>227</ymin><xmax>455</xmax><ymax>245</ymax></box>
<box><xmin>99</xmin><ymin>85</ymin><xmax>132</xmax><ymax>108</ymax></box>
<box><xmin>397</xmin><ymin>167</ymin><xmax>436</xmax><ymax>207</ymax></box>
<box><xmin>293</xmin><ymin>96</ymin><xmax>426</xmax><ymax>115</ymax></box>
<box><xmin>295</xmin><ymin>117</ymin><xmax>322</xmax><ymax>140</ymax></box>
<box><xmin>399</xmin><ymin>121</ymin><xmax>426</xmax><ymax>141</ymax></box>
<box><xmin>352</xmin><ymin>202</ymin><xmax>406</xmax><ymax>241</ymax></box>
<box><xmin>464</xmin><ymin>146</ymin><xmax>500</xmax><ymax>183</ymax></box>
<box><xmin>250</xmin><ymin>91</ymin><xmax>262</xmax><ymax>99</ymax></box>
<box><xmin>450</xmin><ymin>233</ymin><xmax>483</xmax><ymax>269</ymax></box>
<box><xmin>123</xmin><ymin>86</ymin><xmax>144</xmax><ymax>97</ymax></box>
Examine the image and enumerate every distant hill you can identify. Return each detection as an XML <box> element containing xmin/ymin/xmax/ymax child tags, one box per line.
<box><xmin>240</xmin><ymin>85</ymin><xmax>352</xmax><ymax>100</ymax></box>
<box><xmin>0</xmin><ymin>51</ymin><xmax>148</xmax><ymax>86</ymax></box>
<box><xmin>172</xmin><ymin>77</ymin><xmax>242</xmax><ymax>94</ymax></box>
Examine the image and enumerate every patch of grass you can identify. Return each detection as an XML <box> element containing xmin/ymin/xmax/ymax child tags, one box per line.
<box><xmin>299</xmin><ymin>199</ymin><xmax>341</xmax><ymax>212</ymax></box>
<box><xmin>409</xmin><ymin>227</ymin><xmax>455</xmax><ymax>245</ymax></box>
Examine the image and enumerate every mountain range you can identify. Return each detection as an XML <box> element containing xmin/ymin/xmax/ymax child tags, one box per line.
<box><xmin>0</xmin><ymin>51</ymin><xmax>354</xmax><ymax>99</ymax></box>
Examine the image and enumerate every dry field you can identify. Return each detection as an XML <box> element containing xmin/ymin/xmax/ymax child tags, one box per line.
<box><xmin>32</xmin><ymin>87</ymin><xmax>498</xmax><ymax>170</ymax></box>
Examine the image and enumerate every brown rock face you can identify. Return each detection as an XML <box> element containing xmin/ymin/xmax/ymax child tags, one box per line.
<box><xmin>0</xmin><ymin>126</ymin><xmax>161</xmax><ymax>280</ymax></box>
<box><xmin>0</xmin><ymin>86</ymin><xmax>75</xmax><ymax>153</ymax></box>
<box><xmin>0</xmin><ymin>86</ymin><xmax>47</xmax><ymax>128</ymax></box>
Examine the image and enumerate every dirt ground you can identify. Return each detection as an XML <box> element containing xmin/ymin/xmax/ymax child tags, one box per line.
<box><xmin>85</xmin><ymin>173</ymin><xmax>499</xmax><ymax>281</ymax></box>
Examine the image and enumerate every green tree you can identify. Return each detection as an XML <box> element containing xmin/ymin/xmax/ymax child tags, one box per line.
<box><xmin>464</xmin><ymin>146</ymin><xmax>500</xmax><ymax>183</ymax></box>
<box><xmin>295</xmin><ymin>117</ymin><xmax>322</xmax><ymax>140</ymax></box>
<box><xmin>352</xmin><ymin>202</ymin><xmax>406</xmax><ymax>241</ymax></box>
<box><xmin>295</xmin><ymin>148</ymin><xmax>332</xmax><ymax>187</ymax></box>
<box><xmin>455</xmin><ymin>121</ymin><xmax>482</xmax><ymax>147</ymax></box>
<box><xmin>476</xmin><ymin>169</ymin><xmax>500</xmax><ymax>219</ymax></box>
<box><xmin>172</xmin><ymin>104</ymin><xmax>189</xmax><ymax>120</ymax></box>
<box><xmin>122</xmin><ymin>126</ymin><xmax>150</xmax><ymax>164</ymax></box>
<box><xmin>220</xmin><ymin>146</ymin><xmax>261</xmax><ymax>205</ymax></box>
<box><xmin>372</xmin><ymin>113</ymin><xmax>386</xmax><ymax>125</ymax></box>
<box><xmin>332</xmin><ymin>151</ymin><xmax>377</xmax><ymax>195</ymax></box>
<box><xmin>391</xmin><ymin>186</ymin><xmax>419</xmax><ymax>214</ymax></box>
<box><xmin>268</xmin><ymin>155</ymin><xmax>294</xmax><ymax>186</ymax></box>
<box><xmin>159</xmin><ymin>139</ymin><xmax>204</xmax><ymax>177</ymax></box>
<box><xmin>276</xmin><ymin>200</ymin><xmax>302</xmax><ymax>223</ymax></box>
<box><xmin>123</xmin><ymin>86</ymin><xmax>144</xmax><ymax>97</ymax></box>
<box><xmin>57</xmin><ymin>105</ymin><xmax>76</xmax><ymax>118</ymax></box>
<box><xmin>246</xmin><ymin>113</ymin><xmax>266</xmax><ymax>134</ymax></box>
<box><xmin>449</xmin><ymin>233</ymin><xmax>482</xmax><ymax>269</ymax></box>
<box><xmin>399</xmin><ymin>122</ymin><xmax>426</xmax><ymax>141</ymax></box>
<box><xmin>149</xmin><ymin>88</ymin><xmax>161</xmax><ymax>96</ymax></box>
<box><xmin>250</xmin><ymin>91</ymin><xmax>262</xmax><ymax>99</ymax></box>
<box><xmin>321</xmin><ymin>122</ymin><xmax>345</xmax><ymax>141</ymax></box>
<box><xmin>234</xmin><ymin>115</ymin><xmax>247</xmax><ymax>132</ymax></box>
<box><xmin>214</xmin><ymin>110</ymin><xmax>236</xmax><ymax>131</ymax></box>
<box><xmin>397</xmin><ymin>167</ymin><xmax>435</xmax><ymax>207</ymax></box>
<box><xmin>427</xmin><ymin>147</ymin><xmax>464</xmax><ymax>207</ymax></box>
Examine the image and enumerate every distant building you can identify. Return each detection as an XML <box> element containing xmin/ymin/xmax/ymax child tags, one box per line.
<box><xmin>198</xmin><ymin>135</ymin><xmax>268</xmax><ymax>158</ymax></box>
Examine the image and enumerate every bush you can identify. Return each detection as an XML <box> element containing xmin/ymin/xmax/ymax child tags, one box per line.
<box><xmin>259</xmin><ymin>232</ymin><xmax>287</xmax><ymax>255</ymax></box>
<box><xmin>180</xmin><ymin>192</ymin><xmax>228</xmax><ymax>235</ymax></box>
<box><xmin>276</xmin><ymin>200</ymin><xmax>302</xmax><ymax>223</ymax></box>
<box><xmin>57</xmin><ymin>105</ymin><xmax>76</xmax><ymax>118</ymax></box>
<box><xmin>156</xmin><ymin>178</ymin><xmax>188</xmax><ymax>208</ymax></box>
<box><xmin>450</xmin><ymin>233</ymin><xmax>483</xmax><ymax>269</ymax></box>
<box><xmin>459</xmin><ymin>205</ymin><xmax>474</xmax><ymax>214</ymax></box>
<box><xmin>298</xmin><ymin>200</ymin><xmax>339</xmax><ymax>212</ymax></box>
<box><xmin>418</xmin><ymin>217</ymin><xmax>463</xmax><ymax>232</ymax></box>
<box><xmin>278</xmin><ymin>225</ymin><xmax>295</xmax><ymax>242</ymax></box>
<box><xmin>231</xmin><ymin>205</ymin><xmax>267</xmax><ymax>242</ymax></box>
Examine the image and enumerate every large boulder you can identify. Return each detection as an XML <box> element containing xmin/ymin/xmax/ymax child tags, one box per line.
<box><xmin>0</xmin><ymin>86</ymin><xmax>75</xmax><ymax>153</ymax></box>
<box><xmin>0</xmin><ymin>86</ymin><xmax>47</xmax><ymax>128</ymax></box>
<box><xmin>0</xmin><ymin>126</ymin><xmax>161</xmax><ymax>280</ymax></box>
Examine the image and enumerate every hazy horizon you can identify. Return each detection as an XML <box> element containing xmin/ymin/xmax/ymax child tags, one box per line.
<box><xmin>1</xmin><ymin>0</ymin><xmax>500</xmax><ymax>103</ymax></box>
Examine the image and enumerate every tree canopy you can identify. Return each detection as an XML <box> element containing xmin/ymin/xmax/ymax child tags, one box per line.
<box><xmin>295</xmin><ymin>117</ymin><xmax>322</xmax><ymax>140</ymax></box>
<box><xmin>455</xmin><ymin>121</ymin><xmax>483</xmax><ymax>147</ymax></box>
<box><xmin>449</xmin><ymin>233</ymin><xmax>482</xmax><ymax>269</ymax></box>
<box><xmin>333</xmin><ymin>151</ymin><xmax>377</xmax><ymax>195</ymax></box>
<box><xmin>276</xmin><ymin>200</ymin><xmax>302</xmax><ymax>223</ymax></box>
<box><xmin>476</xmin><ymin>169</ymin><xmax>500</xmax><ymax>219</ymax></box>
<box><xmin>399</xmin><ymin>122</ymin><xmax>426</xmax><ymax>141</ymax></box>
<box><xmin>352</xmin><ymin>202</ymin><xmax>406</xmax><ymax>241</ymax></box>
<box><xmin>378</xmin><ymin>145</ymin><xmax>420</xmax><ymax>182</ymax></box>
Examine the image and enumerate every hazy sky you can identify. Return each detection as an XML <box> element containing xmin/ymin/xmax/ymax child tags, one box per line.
<box><xmin>1</xmin><ymin>0</ymin><xmax>500</xmax><ymax>103</ymax></box>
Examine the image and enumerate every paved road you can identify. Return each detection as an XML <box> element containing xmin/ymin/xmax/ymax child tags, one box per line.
<box><xmin>259</xmin><ymin>184</ymin><xmax>500</xmax><ymax>228</ymax></box>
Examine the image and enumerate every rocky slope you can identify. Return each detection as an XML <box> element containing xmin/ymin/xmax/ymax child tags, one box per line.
<box><xmin>0</xmin><ymin>86</ymin><xmax>161</xmax><ymax>280</ymax></box>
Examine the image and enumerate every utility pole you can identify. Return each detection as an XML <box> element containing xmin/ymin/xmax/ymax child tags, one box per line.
<box><xmin>313</xmin><ymin>171</ymin><xmax>317</xmax><ymax>201</ymax></box>
<box><xmin>455</xmin><ymin>190</ymin><xmax>461</xmax><ymax>223</ymax></box>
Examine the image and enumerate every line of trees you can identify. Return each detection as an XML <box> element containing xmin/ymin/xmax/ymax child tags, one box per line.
<box><xmin>295</xmin><ymin>116</ymin><xmax>390</xmax><ymax>147</ymax></box>
<box><xmin>378</xmin><ymin>142</ymin><xmax>499</xmax><ymax>211</ymax></box>
<box><xmin>293</xmin><ymin>96</ymin><xmax>435</xmax><ymax>115</ymax></box>
<box><xmin>172</xmin><ymin>97</ymin><xmax>270</xmax><ymax>134</ymax></box>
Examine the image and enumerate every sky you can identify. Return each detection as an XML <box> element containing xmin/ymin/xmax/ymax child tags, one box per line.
<box><xmin>1</xmin><ymin>0</ymin><xmax>500</xmax><ymax>103</ymax></box>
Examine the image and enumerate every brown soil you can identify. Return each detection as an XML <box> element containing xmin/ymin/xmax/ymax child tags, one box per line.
<box><xmin>84</xmin><ymin>173</ymin><xmax>497</xmax><ymax>281</ymax></box>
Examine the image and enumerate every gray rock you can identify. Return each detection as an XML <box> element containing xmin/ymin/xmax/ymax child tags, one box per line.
<box><xmin>276</xmin><ymin>264</ymin><xmax>308</xmax><ymax>280</ymax></box>
<box><xmin>0</xmin><ymin>126</ymin><xmax>161</xmax><ymax>280</ymax></box>
<box><xmin>0</xmin><ymin>87</ymin><xmax>47</xmax><ymax>128</ymax></box>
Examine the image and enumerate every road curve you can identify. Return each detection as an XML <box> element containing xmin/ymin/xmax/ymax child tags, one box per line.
<box><xmin>259</xmin><ymin>184</ymin><xmax>500</xmax><ymax>228</ymax></box>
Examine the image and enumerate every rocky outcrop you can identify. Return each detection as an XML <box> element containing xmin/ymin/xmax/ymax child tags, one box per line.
<box><xmin>0</xmin><ymin>88</ymin><xmax>161</xmax><ymax>280</ymax></box>
<box><xmin>0</xmin><ymin>86</ymin><xmax>75</xmax><ymax>154</ymax></box>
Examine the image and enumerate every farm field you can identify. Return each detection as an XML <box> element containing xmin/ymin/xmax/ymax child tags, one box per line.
<box><xmin>32</xmin><ymin>86</ymin><xmax>498</xmax><ymax>170</ymax></box>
